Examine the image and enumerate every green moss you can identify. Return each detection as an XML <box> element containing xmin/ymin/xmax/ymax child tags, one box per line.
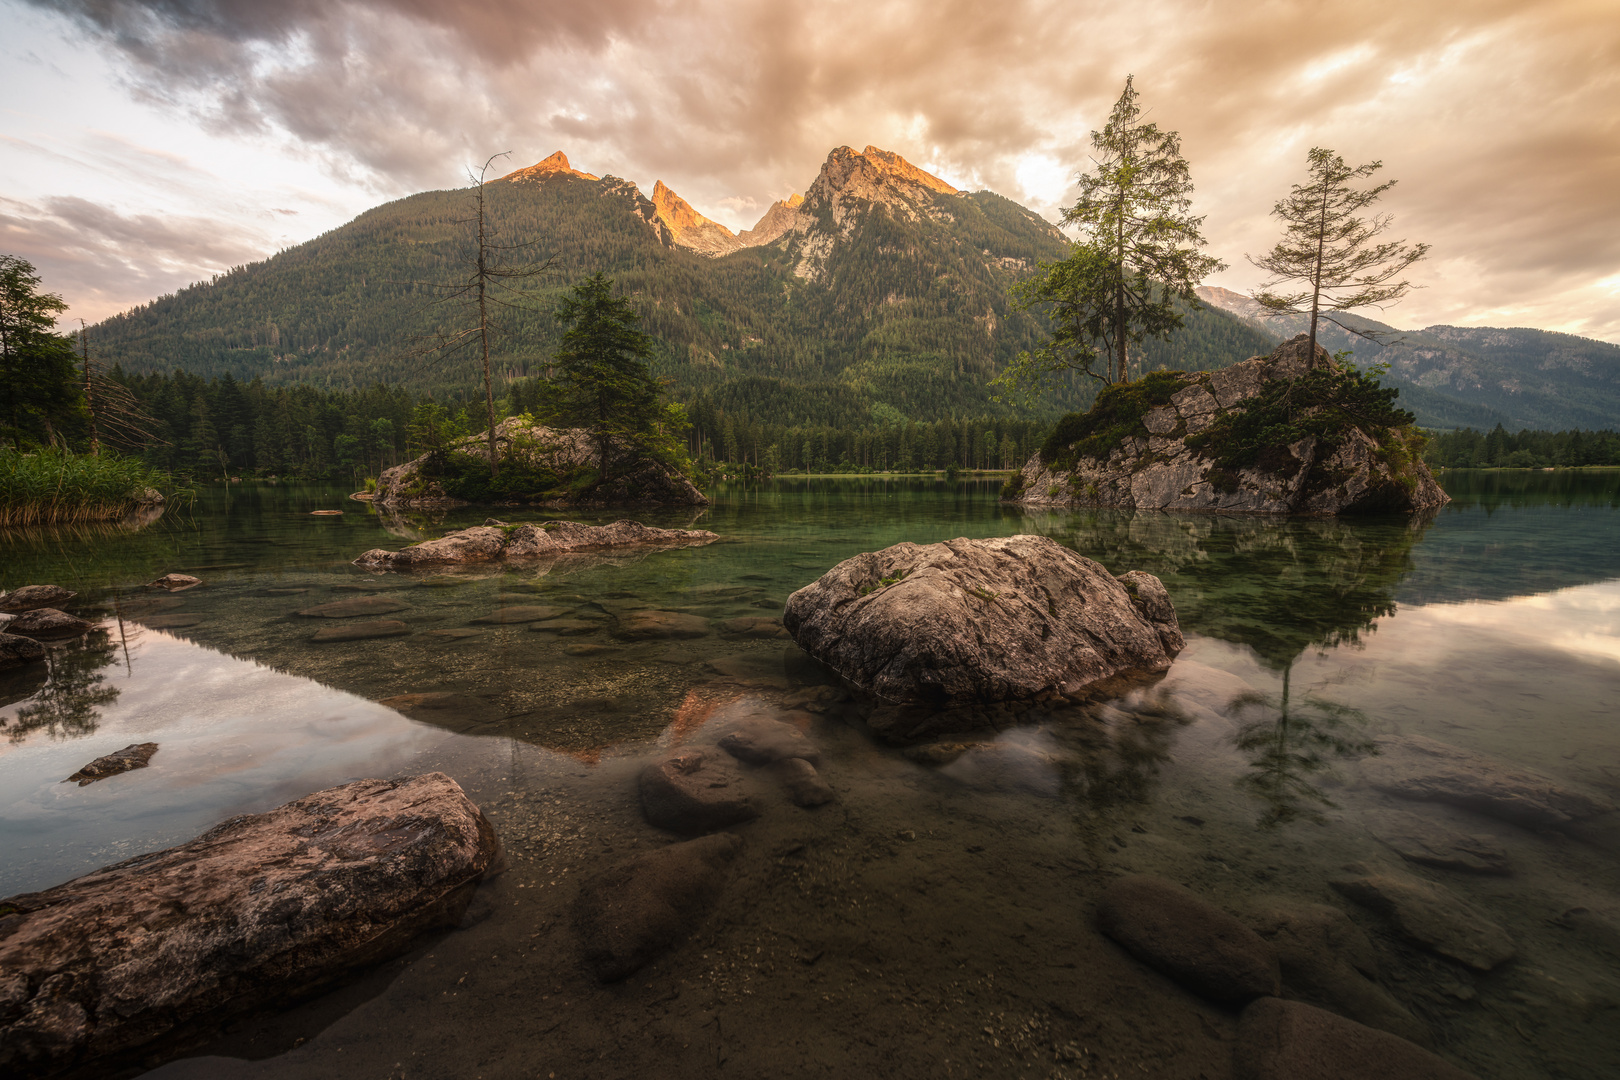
<box><xmin>1037</xmin><ymin>371</ymin><xmax>1187</xmax><ymax>470</ymax></box>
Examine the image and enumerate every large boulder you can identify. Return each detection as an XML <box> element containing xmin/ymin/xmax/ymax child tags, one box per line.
<box><xmin>782</xmin><ymin>535</ymin><xmax>1182</xmax><ymax>705</ymax></box>
<box><xmin>1236</xmin><ymin>997</ymin><xmax>1477</xmax><ymax>1080</ymax></box>
<box><xmin>373</xmin><ymin>416</ymin><xmax>707</xmax><ymax>509</ymax></box>
<box><xmin>0</xmin><ymin>632</ymin><xmax>47</xmax><ymax>670</ymax></box>
<box><xmin>354</xmin><ymin>520</ymin><xmax>718</xmax><ymax>569</ymax></box>
<box><xmin>1009</xmin><ymin>335</ymin><xmax>1448</xmax><ymax>516</ymax></box>
<box><xmin>0</xmin><ymin>586</ymin><xmax>76</xmax><ymax>614</ymax></box>
<box><xmin>0</xmin><ymin>773</ymin><xmax>502</xmax><ymax>1079</ymax></box>
<box><xmin>1097</xmin><ymin>875</ymin><xmax>1281</xmax><ymax>1007</ymax></box>
<box><xmin>3</xmin><ymin>609</ymin><xmax>94</xmax><ymax>640</ymax></box>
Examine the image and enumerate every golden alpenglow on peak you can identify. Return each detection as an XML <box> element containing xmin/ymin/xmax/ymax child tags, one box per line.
<box><xmin>859</xmin><ymin>146</ymin><xmax>958</xmax><ymax>195</ymax></box>
<box><xmin>738</xmin><ymin>193</ymin><xmax>807</xmax><ymax>247</ymax></box>
<box><xmin>650</xmin><ymin>179</ymin><xmax>742</xmax><ymax>257</ymax></box>
<box><xmin>497</xmin><ymin>151</ymin><xmax>599</xmax><ymax>183</ymax></box>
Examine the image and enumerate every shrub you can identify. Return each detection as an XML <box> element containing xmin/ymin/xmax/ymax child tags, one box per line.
<box><xmin>1037</xmin><ymin>371</ymin><xmax>1186</xmax><ymax>470</ymax></box>
<box><xmin>1187</xmin><ymin>367</ymin><xmax>1415</xmax><ymax>471</ymax></box>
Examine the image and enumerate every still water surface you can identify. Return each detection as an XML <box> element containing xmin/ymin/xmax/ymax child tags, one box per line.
<box><xmin>1</xmin><ymin>472</ymin><xmax>1617</xmax><ymax>1079</ymax></box>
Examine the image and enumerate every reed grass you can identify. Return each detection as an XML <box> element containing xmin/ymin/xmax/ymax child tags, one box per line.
<box><xmin>0</xmin><ymin>448</ymin><xmax>174</xmax><ymax>527</ymax></box>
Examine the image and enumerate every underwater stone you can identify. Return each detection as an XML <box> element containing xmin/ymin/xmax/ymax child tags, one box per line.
<box><xmin>1097</xmin><ymin>874</ymin><xmax>1281</xmax><ymax>1007</ymax></box>
<box><xmin>1362</xmin><ymin>809</ymin><xmax>1511</xmax><ymax>875</ymax></box>
<box><xmin>639</xmin><ymin>750</ymin><xmax>761</xmax><ymax>834</ymax></box>
<box><xmin>64</xmin><ymin>743</ymin><xmax>158</xmax><ymax>786</ymax></box>
<box><xmin>0</xmin><ymin>586</ymin><xmax>77</xmax><ymax>613</ymax></box>
<box><xmin>718</xmin><ymin>716</ymin><xmax>821</xmax><ymax>766</ymax></box>
<box><xmin>140</xmin><ymin>614</ymin><xmax>203</xmax><ymax>630</ymax></box>
<box><xmin>783</xmin><ymin>535</ymin><xmax>1182</xmax><ymax>707</ymax></box>
<box><xmin>574</xmin><ymin>832</ymin><xmax>742</xmax><ymax>982</ymax></box>
<box><xmin>1329</xmin><ymin>870</ymin><xmax>1515</xmax><ymax>971</ymax></box>
<box><xmin>146</xmin><ymin>574</ymin><xmax>201</xmax><ymax>592</ymax></box>
<box><xmin>0</xmin><ymin>773</ymin><xmax>503</xmax><ymax>1079</ymax></box>
<box><xmin>1236</xmin><ymin>997</ymin><xmax>1477</xmax><ymax>1080</ymax></box>
<box><xmin>296</xmin><ymin>596</ymin><xmax>410</xmax><ymax>619</ymax></box>
<box><xmin>614</xmin><ymin>610</ymin><xmax>710</xmax><ymax>640</ymax></box>
<box><xmin>771</xmin><ymin>758</ymin><xmax>834</xmax><ymax>807</ymax></box>
<box><xmin>1359</xmin><ymin>734</ymin><xmax>1612</xmax><ymax>829</ymax></box>
<box><xmin>311</xmin><ymin>619</ymin><xmax>411</xmax><ymax>642</ymax></box>
<box><xmin>470</xmin><ymin>605</ymin><xmax>568</xmax><ymax>624</ymax></box>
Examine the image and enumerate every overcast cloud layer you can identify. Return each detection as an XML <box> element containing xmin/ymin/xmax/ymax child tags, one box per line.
<box><xmin>5</xmin><ymin>0</ymin><xmax>1618</xmax><ymax>340</ymax></box>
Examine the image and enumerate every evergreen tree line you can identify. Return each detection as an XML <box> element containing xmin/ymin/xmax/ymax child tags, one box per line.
<box><xmin>1423</xmin><ymin>425</ymin><xmax>1620</xmax><ymax>469</ymax></box>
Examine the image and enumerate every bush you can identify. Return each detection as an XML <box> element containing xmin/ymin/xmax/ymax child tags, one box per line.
<box><xmin>1186</xmin><ymin>367</ymin><xmax>1415</xmax><ymax>471</ymax></box>
<box><xmin>1037</xmin><ymin>371</ymin><xmax>1186</xmax><ymax>469</ymax></box>
<box><xmin>0</xmin><ymin>448</ymin><xmax>176</xmax><ymax>526</ymax></box>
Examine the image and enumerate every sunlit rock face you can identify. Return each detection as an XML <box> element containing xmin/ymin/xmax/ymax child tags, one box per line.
<box><xmin>497</xmin><ymin>150</ymin><xmax>599</xmax><ymax>183</ymax></box>
<box><xmin>0</xmin><ymin>773</ymin><xmax>503</xmax><ymax>1079</ymax></box>
<box><xmin>1010</xmin><ymin>336</ymin><xmax>1450</xmax><ymax>516</ymax></box>
<box><xmin>651</xmin><ymin>180</ymin><xmax>743</xmax><ymax>256</ymax></box>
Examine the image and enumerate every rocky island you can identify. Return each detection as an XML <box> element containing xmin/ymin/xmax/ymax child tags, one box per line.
<box><xmin>1005</xmin><ymin>335</ymin><xmax>1448</xmax><ymax>515</ymax></box>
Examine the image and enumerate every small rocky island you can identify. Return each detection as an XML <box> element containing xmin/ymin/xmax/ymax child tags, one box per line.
<box><xmin>1006</xmin><ymin>335</ymin><xmax>1448</xmax><ymax>515</ymax></box>
<box><xmin>375</xmin><ymin>417</ymin><xmax>706</xmax><ymax>510</ymax></box>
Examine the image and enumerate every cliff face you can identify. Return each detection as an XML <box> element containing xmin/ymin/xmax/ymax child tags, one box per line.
<box><xmin>651</xmin><ymin>180</ymin><xmax>743</xmax><ymax>256</ymax></box>
<box><xmin>1008</xmin><ymin>336</ymin><xmax>1450</xmax><ymax>516</ymax></box>
<box><xmin>498</xmin><ymin>150</ymin><xmax>599</xmax><ymax>183</ymax></box>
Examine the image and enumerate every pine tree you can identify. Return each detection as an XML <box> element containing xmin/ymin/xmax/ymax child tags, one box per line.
<box><xmin>1249</xmin><ymin>148</ymin><xmax>1429</xmax><ymax>358</ymax></box>
<box><xmin>1</xmin><ymin>255</ymin><xmax>83</xmax><ymax>448</ymax></box>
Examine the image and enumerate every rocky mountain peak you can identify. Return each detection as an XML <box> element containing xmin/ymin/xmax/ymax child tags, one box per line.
<box><xmin>498</xmin><ymin>151</ymin><xmax>599</xmax><ymax>183</ymax></box>
<box><xmin>650</xmin><ymin>179</ymin><xmax>742</xmax><ymax>257</ymax></box>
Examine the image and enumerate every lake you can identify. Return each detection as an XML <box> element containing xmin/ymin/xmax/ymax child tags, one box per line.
<box><xmin>2</xmin><ymin>471</ymin><xmax>1617</xmax><ymax>1079</ymax></box>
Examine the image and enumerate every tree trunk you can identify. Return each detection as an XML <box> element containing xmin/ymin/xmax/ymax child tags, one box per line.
<box><xmin>476</xmin><ymin>185</ymin><xmax>499</xmax><ymax>478</ymax></box>
<box><xmin>80</xmin><ymin>326</ymin><xmax>100</xmax><ymax>456</ymax></box>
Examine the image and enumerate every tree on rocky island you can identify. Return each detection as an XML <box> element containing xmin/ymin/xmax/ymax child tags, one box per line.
<box><xmin>1</xmin><ymin>255</ymin><xmax>84</xmax><ymax>449</ymax></box>
<box><xmin>994</xmin><ymin>75</ymin><xmax>1224</xmax><ymax>401</ymax></box>
<box><xmin>1248</xmin><ymin>147</ymin><xmax>1429</xmax><ymax>360</ymax></box>
<box><xmin>542</xmin><ymin>273</ymin><xmax>689</xmax><ymax>484</ymax></box>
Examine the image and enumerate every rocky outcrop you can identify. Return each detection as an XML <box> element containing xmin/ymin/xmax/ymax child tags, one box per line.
<box><xmin>1236</xmin><ymin>998</ymin><xmax>1477</xmax><ymax>1080</ymax></box>
<box><xmin>496</xmin><ymin>150</ymin><xmax>599</xmax><ymax>183</ymax></box>
<box><xmin>354</xmin><ymin>520</ymin><xmax>718</xmax><ymax>569</ymax></box>
<box><xmin>651</xmin><ymin>180</ymin><xmax>742</xmax><ymax>256</ymax></box>
<box><xmin>1010</xmin><ymin>336</ymin><xmax>1449</xmax><ymax>516</ymax></box>
<box><xmin>64</xmin><ymin>743</ymin><xmax>158</xmax><ymax>786</ymax></box>
<box><xmin>1358</xmin><ymin>733</ymin><xmax>1612</xmax><ymax>829</ymax></box>
<box><xmin>736</xmin><ymin>193</ymin><xmax>804</xmax><ymax>246</ymax></box>
<box><xmin>373</xmin><ymin>416</ymin><xmax>707</xmax><ymax>510</ymax></box>
<box><xmin>0</xmin><ymin>586</ymin><xmax>76</xmax><ymax>613</ymax></box>
<box><xmin>1097</xmin><ymin>875</ymin><xmax>1281</xmax><ymax>1006</ymax></box>
<box><xmin>782</xmin><ymin>535</ymin><xmax>1182</xmax><ymax>706</ymax></box>
<box><xmin>0</xmin><ymin>773</ymin><xmax>502</xmax><ymax>1079</ymax></box>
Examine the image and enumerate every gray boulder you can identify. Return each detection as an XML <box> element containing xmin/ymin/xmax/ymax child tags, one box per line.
<box><xmin>354</xmin><ymin>520</ymin><xmax>718</xmax><ymax>569</ymax></box>
<box><xmin>64</xmin><ymin>743</ymin><xmax>158</xmax><ymax>786</ymax></box>
<box><xmin>1097</xmin><ymin>874</ymin><xmax>1280</xmax><ymax>1006</ymax></box>
<box><xmin>1329</xmin><ymin>869</ymin><xmax>1515</xmax><ymax>971</ymax></box>
<box><xmin>574</xmin><ymin>833</ymin><xmax>742</xmax><ymax>982</ymax></box>
<box><xmin>4</xmin><ymin>609</ymin><xmax>94</xmax><ymax>640</ymax></box>
<box><xmin>1009</xmin><ymin>335</ymin><xmax>1448</xmax><ymax>516</ymax></box>
<box><xmin>1359</xmin><ymin>733</ymin><xmax>1611</xmax><ymax>829</ymax></box>
<box><xmin>1236</xmin><ymin>997</ymin><xmax>1477</xmax><ymax>1080</ymax></box>
<box><xmin>783</xmin><ymin>535</ymin><xmax>1182</xmax><ymax>705</ymax></box>
<box><xmin>0</xmin><ymin>633</ymin><xmax>46</xmax><ymax>670</ymax></box>
<box><xmin>0</xmin><ymin>773</ymin><xmax>502</xmax><ymax>1079</ymax></box>
<box><xmin>0</xmin><ymin>586</ymin><xmax>76</xmax><ymax>614</ymax></box>
<box><xmin>639</xmin><ymin>750</ymin><xmax>761</xmax><ymax>834</ymax></box>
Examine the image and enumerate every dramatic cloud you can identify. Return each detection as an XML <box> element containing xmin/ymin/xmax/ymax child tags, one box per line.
<box><xmin>15</xmin><ymin>0</ymin><xmax>1620</xmax><ymax>339</ymax></box>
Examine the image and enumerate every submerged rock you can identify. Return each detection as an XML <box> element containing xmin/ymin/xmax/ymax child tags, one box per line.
<box><xmin>1329</xmin><ymin>869</ymin><xmax>1515</xmax><ymax>971</ymax></box>
<box><xmin>574</xmin><ymin>833</ymin><xmax>742</xmax><ymax>982</ymax></box>
<box><xmin>470</xmin><ymin>604</ymin><xmax>568</xmax><ymax>624</ymax></box>
<box><xmin>1360</xmin><ymin>734</ymin><xmax>1612</xmax><ymax>829</ymax></box>
<box><xmin>3</xmin><ymin>609</ymin><xmax>94</xmax><ymax>640</ymax></box>
<box><xmin>354</xmin><ymin>520</ymin><xmax>718</xmax><ymax>569</ymax></box>
<box><xmin>614</xmin><ymin>609</ymin><xmax>711</xmax><ymax>640</ymax></box>
<box><xmin>0</xmin><ymin>773</ymin><xmax>502</xmax><ymax>1079</ymax></box>
<box><xmin>1362</xmin><ymin>809</ymin><xmax>1511</xmax><ymax>875</ymax></box>
<box><xmin>783</xmin><ymin>535</ymin><xmax>1182</xmax><ymax>706</ymax></box>
<box><xmin>0</xmin><ymin>632</ymin><xmax>47</xmax><ymax>670</ymax></box>
<box><xmin>717</xmin><ymin>716</ymin><xmax>821</xmax><ymax>766</ymax></box>
<box><xmin>310</xmin><ymin>619</ymin><xmax>412</xmax><ymax>642</ymax></box>
<box><xmin>64</xmin><ymin>743</ymin><xmax>158</xmax><ymax>786</ymax></box>
<box><xmin>1008</xmin><ymin>335</ymin><xmax>1448</xmax><ymax>516</ymax></box>
<box><xmin>0</xmin><ymin>586</ymin><xmax>77</xmax><ymax>614</ymax></box>
<box><xmin>295</xmin><ymin>596</ymin><xmax>411</xmax><ymax>618</ymax></box>
<box><xmin>1236</xmin><ymin>997</ymin><xmax>1477</xmax><ymax>1080</ymax></box>
<box><xmin>145</xmin><ymin>574</ymin><xmax>201</xmax><ymax>592</ymax></box>
<box><xmin>1097</xmin><ymin>874</ymin><xmax>1281</xmax><ymax>1006</ymax></box>
<box><xmin>639</xmin><ymin>750</ymin><xmax>761</xmax><ymax>834</ymax></box>
<box><xmin>771</xmin><ymin>758</ymin><xmax>835</xmax><ymax>807</ymax></box>
<box><xmin>140</xmin><ymin>614</ymin><xmax>203</xmax><ymax>630</ymax></box>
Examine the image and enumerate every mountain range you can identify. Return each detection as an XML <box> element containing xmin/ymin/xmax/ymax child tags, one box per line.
<box><xmin>85</xmin><ymin>146</ymin><xmax>1618</xmax><ymax>432</ymax></box>
<box><xmin>1195</xmin><ymin>287</ymin><xmax>1620</xmax><ymax>431</ymax></box>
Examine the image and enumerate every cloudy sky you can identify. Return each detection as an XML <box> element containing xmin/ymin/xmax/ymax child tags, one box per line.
<box><xmin>3</xmin><ymin>0</ymin><xmax>1617</xmax><ymax>340</ymax></box>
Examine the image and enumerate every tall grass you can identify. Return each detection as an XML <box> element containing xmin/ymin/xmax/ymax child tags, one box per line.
<box><xmin>0</xmin><ymin>448</ymin><xmax>174</xmax><ymax>527</ymax></box>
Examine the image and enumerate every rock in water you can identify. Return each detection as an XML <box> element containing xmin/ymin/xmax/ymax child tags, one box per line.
<box><xmin>1359</xmin><ymin>734</ymin><xmax>1612</xmax><ymax>829</ymax></box>
<box><xmin>783</xmin><ymin>535</ymin><xmax>1182</xmax><ymax>705</ymax></box>
<box><xmin>1097</xmin><ymin>875</ymin><xmax>1281</xmax><ymax>1006</ymax></box>
<box><xmin>614</xmin><ymin>610</ymin><xmax>710</xmax><ymax>640</ymax></box>
<box><xmin>0</xmin><ymin>586</ymin><xmax>77</xmax><ymax>613</ymax></box>
<box><xmin>574</xmin><ymin>833</ymin><xmax>742</xmax><ymax>982</ymax></box>
<box><xmin>0</xmin><ymin>632</ymin><xmax>47</xmax><ymax>670</ymax></box>
<box><xmin>639</xmin><ymin>750</ymin><xmax>761</xmax><ymax>834</ymax></box>
<box><xmin>353</xmin><ymin>520</ymin><xmax>719</xmax><ymax>569</ymax></box>
<box><xmin>771</xmin><ymin>758</ymin><xmax>835</xmax><ymax>807</ymax></box>
<box><xmin>295</xmin><ymin>596</ymin><xmax>411</xmax><ymax>618</ymax></box>
<box><xmin>718</xmin><ymin>716</ymin><xmax>821</xmax><ymax>765</ymax></box>
<box><xmin>310</xmin><ymin>620</ymin><xmax>412</xmax><ymax>642</ymax></box>
<box><xmin>0</xmin><ymin>773</ymin><xmax>502</xmax><ymax>1079</ymax></box>
<box><xmin>1008</xmin><ymin>335</ymin><xmax>1448</xmax><ymax>516</ymax></box>
<box><xmin>64</xmin><ymin>743</ymin><xmax>158</xmax><ymax>786</ymax></box>
<box><xmin>145</xmin><ymin>574</ymin><xmax>201</xmax><ymax>592</ymax></box>
<box><xmin>1236</xmin><ymin>998</ymin><xmax>1478</xmax><ymax>1080</ymax></box>
<box><xmin>1329</xmin><ymin>870</ymin><xmax>1515</xmax><ymax>971</ymax></box>
<box><xmin>1362</xmin><ymin>809</ymin><xmax>1511</xmax><ymax>875</ymax></box>
<box><xmin>3</xmin><ymin>609</ymin><xmax>94</xmax><ymax>639</ymax></box>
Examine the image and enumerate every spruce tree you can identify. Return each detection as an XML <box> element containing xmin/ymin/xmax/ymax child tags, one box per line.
<box><xmin>1248</xmin><ymin>148</ymin><xmax>1429</xmax><ymax>358</ymax></box>
<box><xmin>0</xmin><ymin>255</ymin><xmax>83</xmax><ymax>448</ymax></box>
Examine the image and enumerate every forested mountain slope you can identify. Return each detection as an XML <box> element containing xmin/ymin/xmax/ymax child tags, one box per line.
<box><xmin>1196</xmin><ymin>287</ymin><xmax>1620</xmax><ymax>430</ymax></box>
<box><xmin>89</xmin><ymin>147</ymin><xmax>1276</xmax><ymax>429</ymax></box>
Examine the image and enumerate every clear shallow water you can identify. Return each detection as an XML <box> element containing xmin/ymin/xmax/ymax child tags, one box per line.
<box><xmin>1</xmin><ymin>472</ymin><xmax>1617</xmax><ymax>1079</ymax></box>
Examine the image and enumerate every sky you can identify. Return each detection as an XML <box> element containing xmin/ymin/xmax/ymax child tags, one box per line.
<box><xmin>2</xmin><ymin>0</ymin><xmax>1617</xmax><ymax>341</ymax></box>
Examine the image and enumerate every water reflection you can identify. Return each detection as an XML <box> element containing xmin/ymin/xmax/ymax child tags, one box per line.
<box><xmin>1</xmin><ymin>629</ymin><xmax>122</xmax><ymax>743</ymax></box>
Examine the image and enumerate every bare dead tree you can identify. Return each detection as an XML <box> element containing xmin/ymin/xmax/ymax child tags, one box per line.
<box><xmin>77</xmin><ymin>321</ymin><xmax>168</xmax><ymax>451</ymax></box>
